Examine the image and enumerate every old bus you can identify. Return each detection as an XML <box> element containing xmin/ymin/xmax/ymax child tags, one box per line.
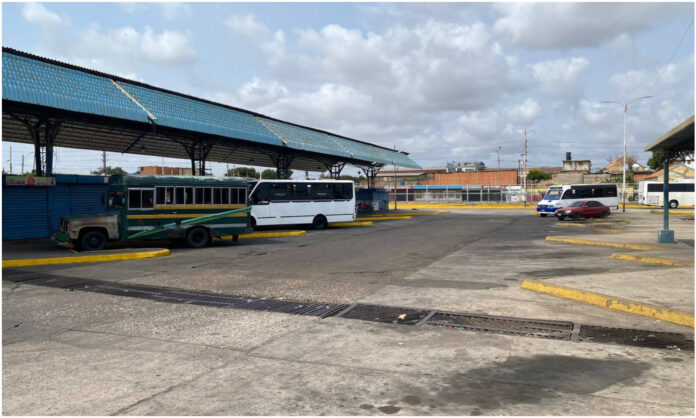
<box><xmin>248</xmin><ymin>179</ymin><xmax>355</xmax><ymax>229</ymax></box>
<box><xmin>55</xmin><ymin>174</ymin><xmax>252</xmax><ymax>250</ymax></box>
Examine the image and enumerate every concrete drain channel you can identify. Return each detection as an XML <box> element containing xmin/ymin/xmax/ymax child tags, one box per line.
<box><xmin>5</xmin><ymin>272</ymin><xmax>693</xmax><ymax>351</ymax></box>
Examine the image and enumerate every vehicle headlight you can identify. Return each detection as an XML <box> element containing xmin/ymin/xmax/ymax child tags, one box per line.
<box><xmin>565</xmin><ymin>210</ymin><xmax>572</xmax><ymax>213</ymax></box>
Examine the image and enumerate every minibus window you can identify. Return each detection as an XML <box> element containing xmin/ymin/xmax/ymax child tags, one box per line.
<box><xmin>129</xmin><ymin>189</ymin><xmax>142</xmax><ymax>209</ymax></box>
<box><xmin>270</xmin><ymin>183</ymin><xmax>291</xmax><ymax>201</ymax></box>
<box><xmin>142</xmin><ymin>190</ymin><xmax>154</xmax><ymax>208</ymax></box>
<box><xmin>175</xmin><ymin>187</ymin><xmax>185</xmax><ymax>204</ymax></box>
<box><xmin>311</xmin><ymin>183</ymin><xmax>333</xmax><ymax>199</ymax></box>
<box><xmin>293</xmin><ymin>183</ymin><xmax>309</xmax><ymax>200</ymax></box>
<box><xmin>156</xmin><ymin>188</ymin><xmax>166</xmax><ymax>204</ymax></box>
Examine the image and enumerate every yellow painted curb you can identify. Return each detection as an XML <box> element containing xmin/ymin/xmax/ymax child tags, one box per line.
<box><xmin>650</xmin><ymin>209</ymin><xmax>694</xmax><ymax>215</ymax></box>
<box><xmin>370</xmin><ymin>211</ymin><xmax>448</xmax><ymax>216</ymax></box>
<box><xmin>329</xmin><ymin>221</ymin><xmax>374</xmax><ymax>227</ymax></box>
<box><xmin>545</xmin><ymin>236</ymin><xmax>659</xmax><ymax>251</ymax></box>
<box><xmin>390</xmin><ymin>203</ymin><xmax>530</xmax><ymax>210</ymax></box>
<box><xmin>356</xmin><ymin>216</ymin><xmax>412</xmax><ymax>221</ymax></box>
<box><xmin>610</xmin><ymin>253</ymin><xmax>694</xmax><ymax>267</ymax></box>
<box><xmin>236</xmin><ymin>230</ymin><xmax>307</xmax><ymax>239</ymax></box>
<box><xmin>556</xmin><ymin>223</ymin><xmax>588</xmax><ymax>227</ymax></box>
<box><xmin>520</xmin><ymin>279</ymin><xmax>694</xmax><ymax>327</ymax></box>
<box><xmin>2</xmin><ymin>249</ymin><xmax>170</xmax><ymax>268</ymax></box>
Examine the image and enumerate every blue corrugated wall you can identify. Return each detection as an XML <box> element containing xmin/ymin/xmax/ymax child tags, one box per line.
<box><xmin>2</xmin><ymin>174</ymin><xmax>108</xmax><ymax>240</ymax></box>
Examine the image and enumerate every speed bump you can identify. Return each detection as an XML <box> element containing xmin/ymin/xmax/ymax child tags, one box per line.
<box><xmin>2</xmin><ymin>249</ymin><xmax>170</xmax><ymax>268</ymax></box>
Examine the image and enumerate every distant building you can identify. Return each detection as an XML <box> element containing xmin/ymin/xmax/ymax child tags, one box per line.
<box><xmin>561</xmin><ymin>152</ymin><xmax>591</xmax><ymax>173</ymax></box>
<box><xmin>139</xmin><ymin>166</ymin><xmax>193</xmax><ymax>176</ymax></box>
<box><xmin>447</xmin><ymin>161</ymin><xmax>485</xmax><ymax>173</ymax></box>
<box><xmin>640</xmin><ymin>161</ymin><xmax>694</xmax><ymax>183</ymax></box>
<box><xmin>375</xmin><ymin>168</ymin><xmax>445</xmax><ymax>186</ymax></box>
<box><xmin>603</xmin><ymin>157</ymin><xmax>648</xmax><ymax>175</ymax></box>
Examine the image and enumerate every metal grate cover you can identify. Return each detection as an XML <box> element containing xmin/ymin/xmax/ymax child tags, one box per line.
<box><xmin>336</xmin><ymin>303</ymin><xmax>432</xmax><ymax>325</ymax></box>
<box><xmin>578</xmin><ymin>325</ymin><xmax>694</xmax><ymax>351</ymax></box>
<box><xmin>427</xmin><ymin>312</ymin><xmax>574</xmax><ymax>340</ymax></box>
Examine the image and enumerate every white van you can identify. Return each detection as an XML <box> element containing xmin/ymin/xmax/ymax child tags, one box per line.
<box><xmin>537</xmin><ymin>184</ymin><xmax>619</xmax><ymax>217</ymax></box>
<box><xmin>248</xmin><ymin>180</ymin><xmax>355</xmax><ymax>229</ymax></box>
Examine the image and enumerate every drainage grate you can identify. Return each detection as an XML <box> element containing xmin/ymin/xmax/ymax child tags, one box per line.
<box><xmin>577</xmin><ymin>325</ymin><xmax>694</xmax><ymax>351</ymax></box>
<box><xmin>335</xmin><ymin>303</ymin><xmax>432</xmax><ymax>325</ymax></box>
<box><xmin>427</xmin><ymin>312</ymin><xmax>574</xmax><ymax>340</ymax></box>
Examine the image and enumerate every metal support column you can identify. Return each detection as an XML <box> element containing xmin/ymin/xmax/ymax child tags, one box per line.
<box><xmin>183</xmin><ymin>141</ymin><xmax>213</xmax><ymax>176</ymax></box>
<box><xmin>358</xmin><ymin>164</ymin><xmax>382</xmax><ymax>189</ymax></box>
<box><xmin>324</xmin><ymin>162</ymin><xmax>345</xmax><ymax>179</ymax></box>
<box><xmin>15</xmin><ymin>116</ymin><xmax>61</xmax><ymax>176</ymax></box>
<box><xmin>658</xmin><ymin>157</ymin><xmax>675</xmax><ymax>243</ymax></box>
<box><xmin>270</xmin><ymin>153</ymin><xmax>294</xmax><ymax>179</ymax></box>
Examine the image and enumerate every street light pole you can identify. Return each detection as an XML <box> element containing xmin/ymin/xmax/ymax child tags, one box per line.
<box><xmin>602</xmin><ymin>96</ymin><xmax>653</xmax><ymax>212</ymax></box>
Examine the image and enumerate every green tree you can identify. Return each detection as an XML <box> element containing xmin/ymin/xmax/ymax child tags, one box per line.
<box><xmin>226</xmin><ymin>166</ymin><xmax>258</xmax><ymax>178</ymax></box>
<box><xmin>338</xmin><ymin>174</ymin><xmax>366</xmax><ymax>182</ymax></box>
<box><xmin>647</xmin><ymin>151</ymin><xmax>667</xmax><ymax>171</ymax></box>
<box><xmin>261</xmin><ymin>169</ymin><xmax>294</xmax><ymax>179</ymax></box>
<box><xmin>526</xmin><ymin>169</ymin><xmax>552</xmax><ymax>181</ymax></box>
<box><xmin>91</xmin><ymin>166</ymin><xmax>127</xmax><ymax>176</ymax></box>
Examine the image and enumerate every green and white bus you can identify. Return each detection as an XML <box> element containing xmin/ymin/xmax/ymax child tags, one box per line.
<box><xmin>55</xmin><ymin>174</ymin><xmax>253</xmax><ymax>250</ymax></box>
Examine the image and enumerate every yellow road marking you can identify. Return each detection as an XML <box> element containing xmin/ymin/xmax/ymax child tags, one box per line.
<box><xmin>610</xmin><ymin>253</ymin><xmax>694</xmax><ymax>267</ymax></box>
<box><xmin>219</xmin><ymin>230</ymin><xmax>307</xmax><ymax>240</ymax></box>
<box><xmin>520</xmin><ymin>279</ymin><xmax>694</xmax><ymax>327</ymax></box>
<box><xmin>2</xmin><ymin>249</ymin><xmax>170</xmax><ymax>268</ymax></box>
<box><xmin>545</xmin><ymin>236</ymin><xmax>659</xmax><ymax>251</ymax></box>
<box><xmin>154</xmin><ymin>204</ymin><xmax>246</xmax><ymax>210</ymax></box>
<box><xmin>649</xmin><ymin>210</ymin><xmax>694</xmax><ymax>215</ymax></box>
<box><xmin>369</xmin><ymin>211</ymin><xmax>448</xmax><ymax>216</ymax></box>
<box><xmin>356</xmin><ymin>216</ymin><xmax>412</xmax><ymax>221</ymax></box>
<box><xmin>329</xmin><ymin>221</ymin><xmax>374</xmax><ymax>227</ymax></box>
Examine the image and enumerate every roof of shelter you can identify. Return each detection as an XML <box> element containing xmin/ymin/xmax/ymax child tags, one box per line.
<box><xmin>645</xmin><ymin>115</ymin><xmax>694</xmax><ymax>157</ymax></box>
<box><xmin>2</xmin><ymin>47</ymin><xmax>420</xmax><ymax>170</ymax></box>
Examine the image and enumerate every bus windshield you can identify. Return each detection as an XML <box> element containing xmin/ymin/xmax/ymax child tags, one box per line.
<box><xmin>108</xmin><ymin>191</ymin><xmax>125</xmax><ymax>208</ymax></box>
<box><xmin>544</xmin><ymin>188</ymin><xmax>563</xmax><ymax>199</ymax></box>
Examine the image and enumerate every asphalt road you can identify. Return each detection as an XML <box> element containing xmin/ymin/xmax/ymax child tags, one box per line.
<box><xmin>3</xmin><ymin>210</ymin><xmax>693</xmax><ymax>415</ymax></box>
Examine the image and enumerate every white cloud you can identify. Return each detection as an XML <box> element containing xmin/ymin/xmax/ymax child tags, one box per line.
<box><xmin>531</xmin><ymin>57</ymin><xmax>589</xmax><ymax>94</ymax></box>
<box><xmin>225</xmin><ymin>14</ymin><xmax>269</xmax><ymax>38</ymax></box>
<box><xmin>76</xmin><ymin>25</ymin><xmax>196</xmax><ymax>66</ymax></box>
<box><xmin>21</xmin><ymin>3</ymin><xmax>63</xmax><ymax>27</ymax></box>
<box><xmin>507</xmin><ymin>98</ymin><xmax>540</xmax><ymax>123</ymax></box>
<box><xmin>160</xmin><ymin>3</ymin><xmax>191</xmax><ymax>20</ymax></box>
<box><xmin>493</xmin><ymin>3</ymin><xmax>690</xmax><ymax>49</ymax></box>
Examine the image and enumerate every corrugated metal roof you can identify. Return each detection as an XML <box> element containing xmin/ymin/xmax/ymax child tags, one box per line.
<box><xmin>2</xmin><ymin>47</ymin><xmax>421</xmax><ymax>169</ymax></box>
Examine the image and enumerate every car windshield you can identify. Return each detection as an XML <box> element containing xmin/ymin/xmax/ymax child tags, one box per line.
<box><xmin>569</xmin><ymin>201</ymin><xmax>585</xmax><ymax>207</ymax></box>
<box><xmin>544</xmin><ymin>188</ymin><xmax>562</xmax><ymax>198</ymax></box>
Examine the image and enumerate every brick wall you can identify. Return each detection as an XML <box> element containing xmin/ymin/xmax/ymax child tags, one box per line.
<box><xmin>423</xmin><ymin>170</ymin><xmax>518</xmax><ymax>185</ymax></box>
<box><xmin>139</xmin><ymin>166</ymin><xmax>193</xmax><ymax>176</ymax></box>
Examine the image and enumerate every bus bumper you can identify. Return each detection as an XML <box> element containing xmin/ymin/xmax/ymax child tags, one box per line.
<box><xmin>54</xmin><ymin>231</ymin><xmax>71</xmax><ymax>245</ymax></box>
<box><xmin>536</xmin><ymin>205</ymin><xmax>557</xmax><ymax>213</ymax></box>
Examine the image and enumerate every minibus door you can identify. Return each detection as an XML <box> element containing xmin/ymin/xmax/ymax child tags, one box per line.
<box><xmin>249</xmin><ymin>183</ymin><xmax>271</xmax><ymax>224</ymax></box>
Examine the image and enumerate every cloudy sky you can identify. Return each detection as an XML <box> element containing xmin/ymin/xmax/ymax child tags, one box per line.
<box><xmin>2</xmin><ymin>2</ymin><xmax>694</xmax><ymax>177</ymax></box>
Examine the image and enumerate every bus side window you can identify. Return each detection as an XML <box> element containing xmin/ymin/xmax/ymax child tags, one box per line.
<box><xmin>165</xmin><ymin>187</ymin><xmax>174</xmax><ymax>204</ymax></box>
<box><xmin>142</xmin><ymin>190</ymin><xmax>154</xmax><ymax>209</ymax></box>
<box><xmin>185</xmin><ymin>187</ymin><xmax>193</xmax><ymax>204</ymax></box>
<box><xmin>195</xmin><ymin>188</ymin><xmax>204</xmax><ymax>204</ymax></box>
<box><xmin>213</xmin><ymin>188</ymin><xmax>222</xmax><ymax>204</ymax></box>
<box><xmin>204</xmin><ymin>188</ymin><xmax>212</xmax><ymax>204</ymax></box>
<box><xmin>129</xmin><ymin>189</ymin><xmax>142</xmax><ymax>209</ymax></box>
<box><xmin>592</xmin><ymin>187</ymin><xmax>604</xmax><ymax>198</ymax></box>
<box><xmin>156</xmin><ymin>187</ymin><xmax>166</xmax><ymax>204</ymax></box>
<box><xmin>220</xmin><ymin>188</ymin><xmax>230</xmax><ymax>204</ymax></box>
<box><xmin>238</xmin><ymin>188</ymin><xmax>247</xmax><ymax>205</ymax></box>
<box><xmin>175</xmin><ymin>187</ymin><xmax>185</xmax><ymax>204</ymax></box>
<box><xmin>293</xmin><ymin>183</ymin><xmax>309</xmax><ymax>200</ymax></box>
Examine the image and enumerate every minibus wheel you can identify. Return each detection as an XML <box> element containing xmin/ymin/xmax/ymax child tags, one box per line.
<box><xmin>79</xmin><ymin>230</ymin><xmax>106</xmax><ymax>251</ymax></box>
<box><xmin>186</xmin><ymin>227</ymin><xmax>210</xmax><ymax>248</ymax></box>
<box><xmin>669</xmin><ymin>200</ymin><xmax>679</xmax><ymax>209</ymax></box>
<box><xmin>539</xmin><ymin>213</ymin><xmax>547</xmax><ymax>217</ymax></box>
<box><xmin>312</xmin><ymin>215</ymin><xmax>328</xmax><ymax>230</ymax></box>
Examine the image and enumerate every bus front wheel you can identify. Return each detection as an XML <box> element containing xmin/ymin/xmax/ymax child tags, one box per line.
<box><xmin>669</xmin><ymin>200</ymin><xmax>679</xmax><ymax>209</ymax></box>
<box><xmin>539</xmin><ymin>213</ymin><xmax>547</xmax><ymax>217</ymax></box>
<box><xmin>79</xmin><ymin>230</ymin><xmax>107</xmax><ymax>251</ymax></box>
<box><xmin>312</xmin><ymin>215</ymin><xmax>328</xmax><ymax>230</ymax></box>
<box><xmin>186</xmin><ymin>227</ymin><xmax>210</xmax><ymax>248</ymax></box>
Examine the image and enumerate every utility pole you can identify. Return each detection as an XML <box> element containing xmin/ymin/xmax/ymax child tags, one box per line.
<box><xmin>102</xmin><ymin>151</ymin><xmax>107</xmax><ymax>172</ymax></box>
<box><xmin>393</xmin><ymin>161</ymin><xmax>398</xmax><ymax>212</ymax></box>
<box><xmin>21</xmin><ymin>154</ymin><xmax>24</xmax><ymax>175</ymax></box>
<box><xmin>601</xmin><ymin>96</ymin><xmax>653</xmax><ymax>212</ymax></box>
<box><xmin>9</xmin><ymin>146</ymin><xmax>12</xmax><ymax>174</ymax></box>
<box><xmin>522</xmin><ymin>130</ymin><xmax>528</xmax><ymax>207</ymax></box>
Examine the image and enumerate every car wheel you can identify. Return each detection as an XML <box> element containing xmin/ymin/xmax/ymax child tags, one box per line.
<box><xmin>79</xmin><ymin>230</ymin><xmax>107</xmax><ymax>251</ymax></box>
<box><xmin>558</xmin><ymin>216</ymin><xmax>565</xmax><ymax>221</ymax></box>
<box><xmin>571</xmin><ymin>214</ymin><xmax>579</xmax><ymax>221</ymax></box>
<box><xmin>539</xmin><ymin>213</ymin><xmax>548</xmax><ymax>217</ymax></box>
<box><xmin>312</xmin><ymin>215</ymin><xmax>328</xmax><ymax>230</ymax></box>
<box><xmin>186</xmin><ymin>227</ymin><xmax>210</xmax><ymax>248</ymax></box>
<box><xmin>669</xmin><ymin>200</ymin><xmax>679</xmax><ymax>209</ymax></box>
<box><xmin>601</xmin><ymin>211</ymin><xmax>608</xmax><ymax>218</ymax></box>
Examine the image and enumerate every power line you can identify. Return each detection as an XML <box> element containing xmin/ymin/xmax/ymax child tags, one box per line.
<box><xmin>647</xmin><ymin>17</ymin><xmax>694</xmax><ymax>95</ymax></box>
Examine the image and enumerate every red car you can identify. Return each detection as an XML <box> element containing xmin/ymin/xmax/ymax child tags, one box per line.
<box><xmin>555</xmin><ymin>200</ymin><xmax>611</xmax><ymax>221</ymax></box>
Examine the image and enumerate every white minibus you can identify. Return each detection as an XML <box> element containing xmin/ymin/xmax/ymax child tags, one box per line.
<box><xmin>248</xmin><ymin>180</ymin><xmax>355</xmax><ymax>229</ymax></box>
<box><xmin>637</xmin><ymin>180</ymin><xmax>694</xmax><ymax>208</ymax></box>
<box><xmin>537</xmin><ymin>184</ymin><xmax>619</xmax><ymax>216</ymax></box>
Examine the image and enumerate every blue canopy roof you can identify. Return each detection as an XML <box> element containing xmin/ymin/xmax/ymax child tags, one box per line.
<box><xmin>2</xmin><ymin>48</ymin><xmax>420</xmax><ymax>170</ymax></box>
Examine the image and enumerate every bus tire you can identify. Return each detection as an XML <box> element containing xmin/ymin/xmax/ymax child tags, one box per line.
<box><xmin>539</xmin><ymin>213</ymin><xmax>547</xmax><ymax>217</ymax></box>
<box><xmin>601</xmin><ymin>211</ymin><xmax>609</xmax><ymax>218</ymax></box>
<box><xmin>186</xmin><ymin>227</ymin><xmax>210</xmax><ymax>248</ymax></box>
<box><xmin>79</xmin><ymin>229</ymin><xmax>107</xmax><ymax>251</ymax></box>
<box><xmin>312</xmin><ymin>215</ymin><xmax>328</xmax><ymax>230</ymax></box>
<box><xmin>669</xmin><ymin>200</ymin><xmax>679</xmax><ymax>209</ymax></box>
<box><xmin>232</xmin><ymin>235</ymin><xmax>239</xmax><ymax>242</ymax></box>
<box><xmin>250</xmin><ymin>217</ymin><xmax>257</xmax><ymax>230</ymax></box>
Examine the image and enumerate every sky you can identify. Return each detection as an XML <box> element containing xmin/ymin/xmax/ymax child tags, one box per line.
<box><xmin>2</xmin><ymin>2</ymin><xmax>694</xmax><ymax>177</ymax></box>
